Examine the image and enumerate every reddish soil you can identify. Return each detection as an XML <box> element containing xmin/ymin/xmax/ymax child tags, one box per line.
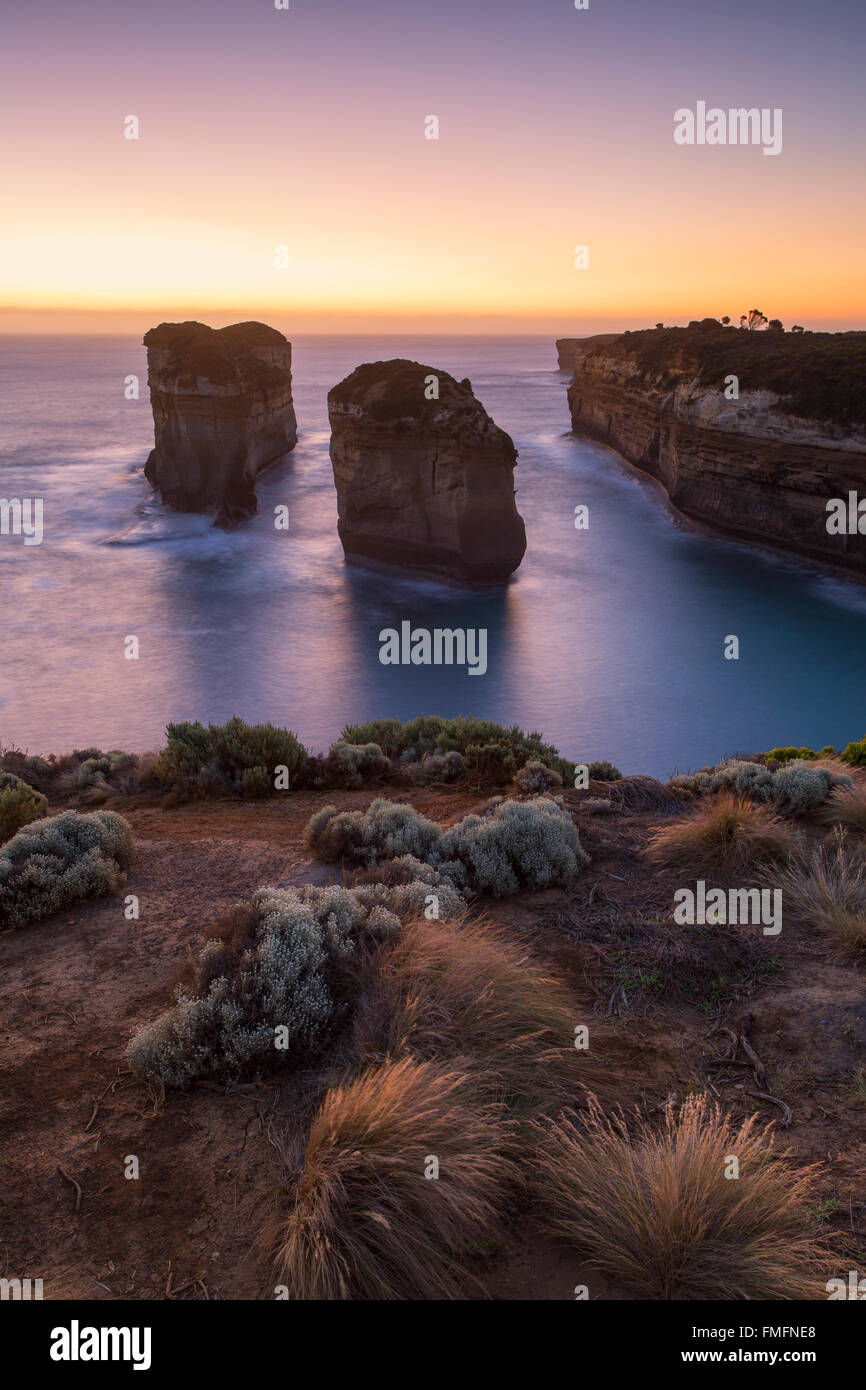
<box><xmin>1</xmin><ymin>784</ymin><xmax>864</xmax><ymax>1301</ymax></box>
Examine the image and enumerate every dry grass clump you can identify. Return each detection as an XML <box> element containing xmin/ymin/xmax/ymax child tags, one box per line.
<box><xmin>536</xmin><ymin>1093</ymin><xmax>828</xmax><ymax>1300</ymax></box>
<box><xmin>271</xmin><ymin>1057</ymin><xmax>516</xmax><ymax>1299</ymax></box>
<box><xmin>646</xmin><ymin>793</ymin><xmax>794</xmax><ymax>876</ymax></box>
<box><xmin>610</xmin><ymin>775</ymin><xmax>685</xmax><ymax>813</ymax></box>
<box><xmin>817</xmin><ymin>783</ymin><xmax>866</xmax><ymax>833</ymax></box>
<box><xmin>769</xmin><ymin>832</ymin><xmax>866</xmax><ymax>954</ymax></box>
<box><xmin>349</xmin><ymin>915</ymin><xmax>604</xmax><ymax>1117</ymax></box>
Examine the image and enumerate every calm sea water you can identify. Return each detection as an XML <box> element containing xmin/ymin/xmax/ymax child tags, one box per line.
<box><xmin>1</xmin><ymin>334</ymin><xmax>865</xmax><ymax>778</ymax></box>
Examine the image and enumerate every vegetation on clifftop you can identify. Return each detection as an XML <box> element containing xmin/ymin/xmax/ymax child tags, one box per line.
<box><xmin>586</xmin><ymin>321</ymin><xmax>866</xmax><ymax>429</ymax></box>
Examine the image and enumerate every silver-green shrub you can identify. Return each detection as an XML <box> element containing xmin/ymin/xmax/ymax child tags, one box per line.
<box><xmin>127</xmin><ymin>876</ymin><xmax>459</xmax><ymax>1086</ymax></box>
<box><xmin>78</xmin><ymin>750</ymin><xmax>138</xmax><ymax>789</ymax></box>
<box><xmin>514</xmin><ymin>760</ymin><xmax>562</xmax><ymax>795</ymax></box>
<box><xmin>433</xmin><ymin>796</ymin><xmax>588</xmax><ymax>896</ymax></box>
<box><xmin>0</xmin><ymin>810</ymin><xmax>135</xmax><ymax>929</ymax></box>
<box><xmin>670</xmin><ymin>758</ymin><xmax>851</xmax><ymax>814</ymax></box>
<box><xmin>304</xmin><ymin>798</ymin><xmax>441</xmax><ymax>865</ymax></box>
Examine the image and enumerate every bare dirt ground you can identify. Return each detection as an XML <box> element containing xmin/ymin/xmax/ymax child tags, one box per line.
<box><xmin>1</xmin><ymin>785</ymin><xmax>864</xmax><ymax>1301</ymax></box>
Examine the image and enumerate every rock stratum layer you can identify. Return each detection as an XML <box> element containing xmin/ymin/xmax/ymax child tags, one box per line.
<box><xmin>328</xmin><ymin>359</ymin><xmax>527</xmax><ymax>582</ymax></box>
<box><xmin>562</xmin><ymin>324</ymin><xmax>866</xmax><ymax>578</ymax></box>
<box><xmin>144</xmin><ymin>321</ymin><xmax>298</xmax><ymax>526</ymax></box>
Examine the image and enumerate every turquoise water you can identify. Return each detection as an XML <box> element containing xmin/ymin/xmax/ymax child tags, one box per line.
<box><xmin>1</xmin><ymin>333</ymin><xmax>864</xmax><ymax>777</ymax></box>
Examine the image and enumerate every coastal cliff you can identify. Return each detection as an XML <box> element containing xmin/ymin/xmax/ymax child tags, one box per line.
<box><xmin>328</xmin><ymin>359</ymin><xmax>527</xmax><ymax>583</ymax></box>
<box><xmin>143</xmin><ymin>321</ymin><xmax>298</xmax><ymax>526</ymax></box>
<box><xmin>563</xmin><ymin>324</ymin><xmax>866</xmax><ymax>577</ymax></box>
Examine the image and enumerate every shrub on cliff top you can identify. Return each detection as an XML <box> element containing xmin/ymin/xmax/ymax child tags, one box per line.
<box><xmin>127</xmin><ymin>877</ymin><xmax>457</xmax><ymax>1087</ymax></box>
<box><xmin>840</xmin><ymin>735</ymin><xmax>866</xmax><ymax>768</ymax></box>
<box><xmin>0</xmin><ymin>809</ymin><xmax>135</xmax><ymax>929</ymax></box>
<box><xmin>766</xmin><ymin>746</ymin><xmax>818</xmax><ymax>765</ymax></box>
<box><xmin>434</xmin><ymin>796</ymin><xmax>588</xmax><ymax>896</ymax></box>
<box><xmin>322</xmin><ymin>740</ymin><xmax>391</xmax><ymax>789</ymax></box>
<box><xmin>514</xmin><ymin>760</ymin><xmax>563</xmax><ymax>795</ymax></box>
<box><xmin>77</xmin><ymin>750</ymin><xmax>139</xmax><ymax>789</ymax></box>
<box><xmin>154</xmin><ymin>717</ymin><xmax>309</xmax><ymax>797</ymax></box>
<box><xmin>670</xmin><ymin>757</ymin><xmax>850</xmax><ymax>815</ymax></box>
<box><xmin>340</xmin><ymin>715</ymin><xmax>574</xmax><ymax>782</ymax></box>
<box><xmin>305</xmin><ymin>795</ymin><xmax>587</xmax><ymax>896</ymax></box>
<box><xmin>304</xmin><ymin>798</ymin><xmax>441</xmax><ymax>866</ymax></box>
<box><xmin>0</xmin><ymin>774</ymin><xmax>48</xmax><ymax>845</ymax></box>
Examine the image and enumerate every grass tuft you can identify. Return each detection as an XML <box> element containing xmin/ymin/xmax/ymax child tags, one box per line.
<box><xmin>536</xmin><ymin>1093</ymin><xmax>830</xmax><ymax>1299</ymax></box>
<box><xmin>646</xmin><ymin>793</ymin><xmax>794</xmax><ymax>876</ymax></box>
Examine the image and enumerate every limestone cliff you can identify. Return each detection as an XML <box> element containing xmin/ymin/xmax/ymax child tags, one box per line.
<box><xmin>144</xmin><ymin>321</ymin><xmax>298</xmax><ymax>526</ymax></box>
<box><xmin>328</xmin><ymin>359</ymin><xmax>527</xmax><ymax>583</ymax></box>
<box><xmin>564</xmin><ymin>325</ymin><xmax>866</xmax><ymax>578</ymax></box>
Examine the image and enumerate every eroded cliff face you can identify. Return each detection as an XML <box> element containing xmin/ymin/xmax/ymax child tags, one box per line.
<box><xmin>328</xmin><ymin>359</ymin><xmax>527</xmax><ymax>583</ymax></box>
<box><xmin>565</xmin><ymin>332</ymin><xmax>866</xmax><ymax>578</ymax></box>
<box><xmin>144</xmin><ymin>321</ymin><xmax>298</xmax><ymax>526</ymax></box>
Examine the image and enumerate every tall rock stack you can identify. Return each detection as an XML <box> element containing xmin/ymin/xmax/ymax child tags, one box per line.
<box><xmin>143</xmin><ymin>321</ymin><xmax>298</xmax><ymax>527</ymax></box>
<box><xmin>327</xmin><ymin>359</ymin><xmax>527</xmax><ymax>583</ymax></box>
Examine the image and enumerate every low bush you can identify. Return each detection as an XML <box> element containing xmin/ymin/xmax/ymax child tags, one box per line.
<box><xmin>305</xmin><ymin>796</ymin><xmax>588</xmax><ymax>895</ymax></box>
<box><xmin>463</xmin><ymin>741</ymin><xmax>516</xmax><ymax>786</ymax></box>
<box><xmin>646</xmin><ymin>793</ymin><xmax>794</xmax><ymax>876</ymax></box>
<box><xmin>127</xmin><ymin>875</ymin><xmax>450</xmax><ymax>1086</ymax></box>
<box><xmin>587</xmin><ymin>760</ymin><xmax>622</xmax><ymax>783</ymax></box>
<box><xmin>434</xmin><ymin>796</ymin><xmax>588</xmax><ymax>895</ymax></box>
<box><xmin>536</xmin><ymin>1094</ymin><xmax>828</xmax><ymax>1299</ymax></box>
<box><xmin>270</xmin><ymin>1057</ymin><xmax>515</xmax><ymax>1299</ymax></box>
<box><xmin>418</xmin><ymin>750</ymin><xmax>465</xmax><ymax>784</ymax></box>
<box><xmin>841</xmin><ymin>735</ymin><xmax>866</xmax><ymax>768</ymax></box>
<box><xmin>322</xmin><ymin>741</ymin><xmax>390</xmax><ymax>789</ymax></box>
<box><xmin>514</xmin><ymin>760</ymin><xmax>562</xmax><ymax>795</ymax></box>
<box><xmin>766</xmin><ymin>745</ymin><xmax>818</xmax><ymax>764</ymax></box>
<box><xmin>0</xmin><ymin>810</ymin><xmax>135</xmax><ymax>929</ymax></box>
<box><xmin>153</xmin><ymin>717</ymin><xmax>309</xmax><ymax>797</ymax></box>
<box><xmin>304</xmin><ymin>798</ymin><xmax>441</xmax><ymax>866</ymax></box>
<box><xmin>77</xmin><ymin>750</ymin><xmax>138</xmax><ymax>789</ymax></box>
<box><xmin>0</xmin><ymin>774</ymin><xmax>48</xmax><ymax>844</ymax></box>
<box><xmin>340</xmin><ymin>715</ymin><xmax>573</xmax><ymax>782</ymax></box>
<box><xmin>670</xmin><ymin>758</ymin><xmax>850</xmax><ymax>815</ymax></box>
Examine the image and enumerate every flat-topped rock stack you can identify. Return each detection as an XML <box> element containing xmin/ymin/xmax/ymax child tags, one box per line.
<box><xmin>327</xmin><ymin>359</ymin><xmax>526</xmax><ymax>583</ymax></box>
<box><xmin>143</xmin><ymin>320</ymin><xmax>298</xmax><ymax>527</ymax></box>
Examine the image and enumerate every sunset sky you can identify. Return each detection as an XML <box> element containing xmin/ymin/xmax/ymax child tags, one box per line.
<box><xmin>2</xmin><ymin>0</ymin><xmax>864</xmax><ymax>333</ymax></box>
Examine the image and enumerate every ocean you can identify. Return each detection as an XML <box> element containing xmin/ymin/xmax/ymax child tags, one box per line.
<box><xmin>1</xmin><ymin>333</ymin><xmax>865</xmax><ymax>778</ymax></box>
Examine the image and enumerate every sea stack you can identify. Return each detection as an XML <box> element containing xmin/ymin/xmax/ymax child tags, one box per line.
<box><xmin>327</xmin><ymin>359</ymin><xmax>527</xmax><ymax>583</ymax></box>
<box><xmin>143</xmin><ymin>321</ymin><xmax>298</xmax><ymax>526</ymax></box>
